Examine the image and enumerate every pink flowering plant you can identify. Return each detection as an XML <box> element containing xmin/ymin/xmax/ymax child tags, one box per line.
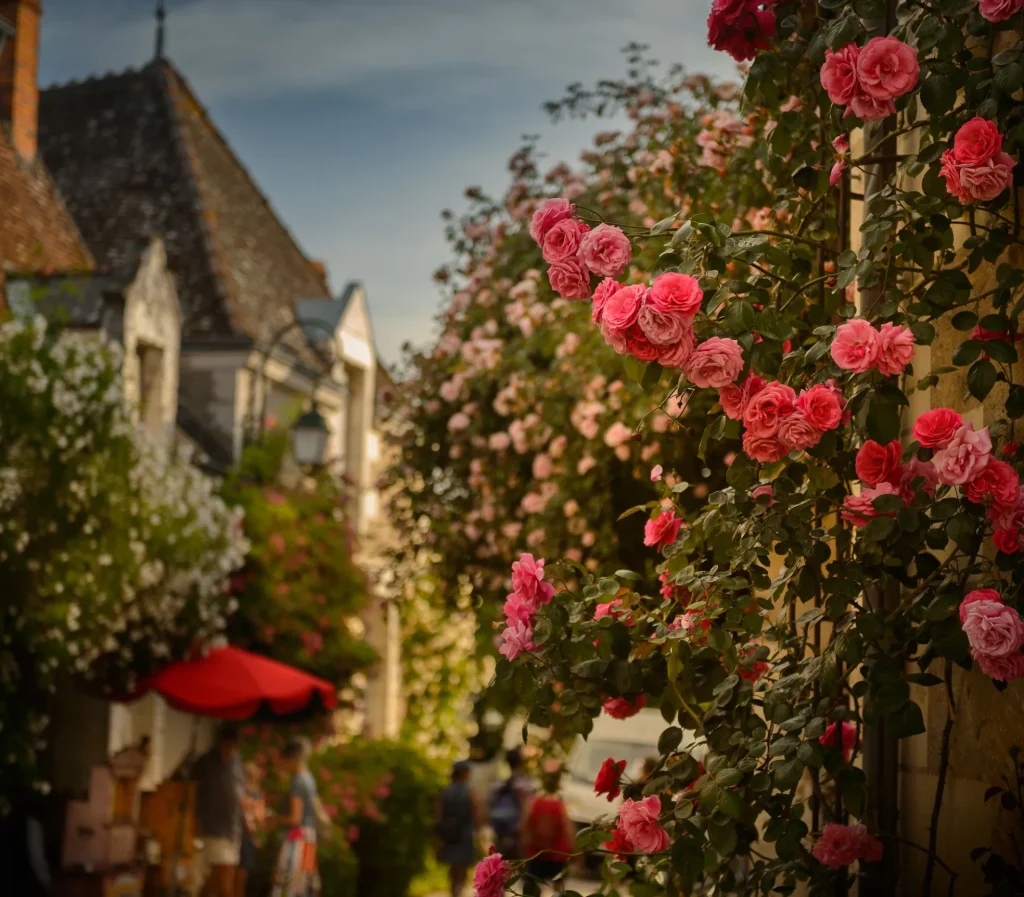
<box><xmin>411</xmin><ymin>3</ymin><xmax>1024</xmax><ymax>895</ymax></box>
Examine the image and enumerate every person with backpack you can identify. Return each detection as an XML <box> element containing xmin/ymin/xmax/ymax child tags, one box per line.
<box><xmin>520</xmin><ymin>764</ymin><xmax>574</xmax><ymax>892</ymax></box>
<box><xmin>435</xmin><ymin>761</ymin><xmax>481</xmax><ymax>897</ymax></box>
<box><xmin>488</xmin><ymin>748</ymin><xmax>533</xmax><ymax>858</ymax></box>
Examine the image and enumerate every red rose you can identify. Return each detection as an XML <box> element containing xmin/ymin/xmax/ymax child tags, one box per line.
<box><xmin>993</xmin><ymin>527</ymin><xmax>1020</xmax><ymax>555</ymax></box>
<box><xmin>912</xmin><ymin>408</ymin><xmax>963</xmax><ymax>449</ymax></box>
<box><xmin>604</xmin><ymin>828</ymin><xmax>633</xmax><ymax>858</ymax></box>
<box><xmin>548</xmin><ymin>258</ymin><xmax>592</xmax><ymax>300</ymax></box>
<box><xmin>855</xmin><ymin>440</ymin><xmax>902</xmax><ymax>487</ymax></box>
<box><xmin>959</xmin><ymin>587</ymin><xmax>1003</xmax><ymax>624</ymax></box>
<box><xmin>594</xmin><ymin>758</ymin><xmax>628</xmax><ymax>801</ymax></box>
<box><xmin>626</xmin><ymin>324</ymin><xmax>661</xmax><ymax>362</ymax></box>
<box><xmin>954</xmin><ymin>118</ymin><xmax>1004</xmax><ymax>166</ymax></box>
<box><xmin>796</xmin><ymin>384</ymin><xmax>844</xmax><ymax>431</ymax></box>
<box><xmin>966</xmin><ymin>459</ymin><xmax>1020</xmax><ymax>507</ymax></box>
<box><xmin>707</xmin><ymin>0</ymin><xmax>776</xmax><ymax>62</ymax></box>
<box><xmin>603</xmin><ymin>695</ymin><xmax>648</xmax><ymax>719</ymax></box>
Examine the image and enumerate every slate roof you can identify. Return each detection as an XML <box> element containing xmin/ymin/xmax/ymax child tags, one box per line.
<box><xmin>38</xmin><ymin>60</ymin><xmax>331</xmax><ymax>352</ymax></box>
<box><xmin>0</xmin><ymin>126</ymin><xmax>93</xmax><ymax>277</ymax></box>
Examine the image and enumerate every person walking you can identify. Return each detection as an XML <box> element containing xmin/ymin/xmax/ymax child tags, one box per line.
<box><xmin>487</xmin><ymin>748</ymin><xmax>533</xmax><ymax>859</ymax></box>
<box><xmin>236</xmin><ymin>762</ymin><xmax>266</xmax><ymax>897</ymax></box>
<box><xmin>271</xmin><ymin>737</ymin><xmax>321</xmax><ymax>897</ymax></box>
<box><xmin>520</xmin><ymin>765</ymin><xmax>574</xmax><ymax>893</ymax></box>
<box><xmin>194</xmin><ymin>725</ymin><xmax>245</xmax><ymax>897</ymax></box>
<box><xmin>435</xmin><ymin>761</ymin><xmax>481</xmax><ymax>897</ymax></box>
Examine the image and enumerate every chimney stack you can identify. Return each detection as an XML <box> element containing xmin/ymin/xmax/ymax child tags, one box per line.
<box><xmin>0</xmin><ymin>0</ymin><xmax>41</xmax><ymax>162</ymax></box>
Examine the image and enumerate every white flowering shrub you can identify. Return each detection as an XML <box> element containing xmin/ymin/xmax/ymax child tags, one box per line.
<box><xmin>0</xmin><ymin>317</ymin><xmax>248</xmax><ymax>806</ymax></box>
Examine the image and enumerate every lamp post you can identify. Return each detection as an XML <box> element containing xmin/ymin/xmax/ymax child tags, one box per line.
<box><xmin>245</xmin><ymin>316</ymin><xmax>343</xmax><ymax>469</ymax></box>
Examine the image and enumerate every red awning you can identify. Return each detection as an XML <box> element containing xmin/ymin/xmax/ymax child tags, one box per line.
<box><xmin>133</xmin><ymin>646</ymin><xmax>337</xmax><ymax>720</ymax></box>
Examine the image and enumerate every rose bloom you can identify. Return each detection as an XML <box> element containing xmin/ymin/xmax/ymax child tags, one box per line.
<box><xmin>953</xmin><ymin>118</ymin><xmax>1003</xmax><ymax>165</ymax></box>
<box><xmin>604</xmin><ymin>828</ymin><xmax>633</xmax><ymax>859</ymax></box>
<box><xmin>626</xmin><ymin>324</ymin><xmax>662</xmax><ymax>362</ymax></box>
<box><xmin>637</xmin><ymin>305</ymin><xmax>690</xmax><ymax>347</ymax></box>
<box><xmin>648</xmin><ymin>272</ymin><xmax>703</xmax><ymax>316</ymax></box>
<box><xmin>830</xmin><ymin>160</ymin><xmax>846</xmax><ymax>186</ymax></box>
<box><xmin>963</xmin><ymin>599</ymin><xmax>1024</xmax><ymax>660</ymax></box>
<box><xmin>898</xmin><ymin>458</ymin><xmax>939</xmax><ymax>501</ymax></box>
<box><xmin>831</xmin><ymin>319</ymin><xmax>880</xmax><ymax>373</ymax></box>
<box><xmin>594</xmin><ymin>758</ymin><xmax>628</xmax><ymax>801</ymax></box>
<box><xmin>651</xmin><ymin>464</ymin><xmax>664</xmax><ymax>482</ymax></box>
<box><xmin>541</xmin><ymin>218</ymin><xmax>588</xmax><ymax>264</ymax></box>
<box><xmin>473</xmin><ymin>852</ymin><xmax>512</xmax><ymax>897</ymax></box>
<box><xmin>529</xmin><ymin>197</ymin><xmax>575</xmax><ymax>244</ymax></box>
<box><xmin>594</xmin><ymin>599</ymin><xmax>629</xmax><ymax>623</ymax></box>
<box><xmin>720</xmin><ymin>374</ymin><xmax>767</xmax><ymax>421</ymax></box>
<box><xmin>743</xmin><ymin>382</ymin><xmax>797</xmax><ymax>437</ymax></box>
<box><xmin>511</xmin><ymin>552</ymin><xmax>554</xmax><ymax>606</ymax></box>
<box><xmin>966</xmin><ymin>458</ymin><xmax>1020</xmax><ymax>507</ymax></box>
<box><xmin>602</xmin><ymin>284</ymin><xmax>646</xmax><ymax>333</ymax></box>
<box><xmin>684</xmin><ymin>337</ymin><xmax>744</xmax><ymax>388</ymax></box>
<box><xmin>617</xmin><ymin>795</ymin><xmax>670</xmax><ymax>853</ymax></box>
<box><xmin>707</xmin><ymin>0</ymin><xmax>776</xmax><ymax>62</ymax></box>
<box><xmin>499</xmin><ymin>620</ymin><xmax>536</xmax><ymax>661</ymax></box>
<box><xmin>813</xmin><ymin>823</ymin><xmax>884</xmax><ymax>869</ymax></box>
<box><xmin>603</xmin><ymin>695</ymin><xmax>647</xmax><ymax>719</ymax></box>
<box><xmin>819</xmin><ymin>721</ymin><xmax>858</xmax><ymax>763</ymax></box>
<box><xmin>580</xmin><ymin>224</ymin><xmax>633</xmax><ymax>278</ymax></box>
<box><xmin>912</xmin><ymin>408</ymin><xmax>963</xmax><ymax>448</ymax></box>
<box><xmin>777</xmin><ymin>411</ymin><xmax>823</xmax><ymax>451</ymax></box>
<box><xmin>742</xmin><ymin>430</ymin><xmax>790</xmax><ymax>463</ymax></box>
<box><xmin>503</xmin><ymin>593</ymin><xmax>535</xmax><ymax>627</ymax></box>
<box><xmin>592</xmin><ymin>277</ymin><xmax>622</xmax><ymax>325</ymax></box>
<box><xmin>932</xmin><ymin>423</ymin><xmax>992</xmax><ymax>485</ymax></box>
<box><xmin>959</xmin><ymin>588</ymin><xmax>1003</xmax><ymax>624</ymax></box>
<box><xmin>548</xmin><ymin>258</ymin><xmax>592</xmax><ymax>300</ymax></box>
<box><xmin>841</xmin><ymin>482</ymin><xmax>900</xmax><ymax>527</ymax></box>
<box><xmin>797</xmin><ymin>384</ymin><xmax>843</xmax><ymax>431</ymax></box>
<box><xmin>644</xmin><ymin>510</ymin><xmax>683</xmax><ymax>550</ymax></box>
<box><xmin>751</xmin><ymin>484</ymin><xmax>776</xmax><ymax>505</ymax></box>
<box><xmin>875</xmin><ymin>322</ymin><xmax>915</xmax><ymax>376</ymax></box>
<box><xmin>820</xmin><ymin>45</ymin><xmax>860</xmax><ymax>106</ymax></box>
<box><xmin>977</xmin><ymin>0</ymin><xmax>1024</xmax><ymax>22</ymax></box>
<box><xmin>993</xmin><ymin>527</ymin><xmax>1021</xmax><ymax>554</ymax></box>
<box><xmin>856</xmin><ymin>36</ymin><xmax>919</xmax><ymax>101</ymax></box>
<box><xmin>940</xmin><ymin>148</ymin><xmax>1016</xmax><ymax>204</ymax></box>
<box><xmin>976</xmin><ymin>652</ymin><xmax>1024</xmax><ymax>682</ymax></box>
<box><xmin>855</xmin><ymin>439</ymin><xmax>902</xmax><ymax>487</ymax></box>
<box><xmin>658</xmin><ymin>325</ymin><xmax>697</xmax><ymax>369</ymax></box>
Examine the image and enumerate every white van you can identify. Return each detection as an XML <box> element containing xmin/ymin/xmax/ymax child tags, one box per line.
<box><xmin>561</xmin><ymin>708</ymin><xmax>706</xmax><ymax>830</ymax></box>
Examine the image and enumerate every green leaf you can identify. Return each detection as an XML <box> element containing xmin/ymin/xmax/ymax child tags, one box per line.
<box><xmin>727</xmin><ymin>300</ymin><xmax>756</xmax><ymax>333</ymax></box>
<box><xmin>1006</xmin><ymin>385</ymin><xmax>1024</xmax><ymax>419</ymax></box>
<box><xmin>873</xmin><ymin>680</ymin><xmax>910</xmax><ymax>715</ymax></box>
<box><xmin>861</xmin><ymin>515</ymin><xmax>896</xmax><ymax>542</ymax></box>
<box><xmin>623</xmin><ymin>354</ymin><xmax>645</xmax><ymax>383</ymax></box>
<box><xmin>866</xmin><ymin>402</ymin><xmax>901</xmax><ymax>443</ymax></box>
<box><xmin>774</xmin><ymin>758</ymin><xmax>804</xmax><ymax>788</ymax></box>
<box><xmin>995</xmin><ymin>62</ymin><xmax>1024</xmax><ymax>94</ymax></box>
<box><xmin>911</xmin><ymin>321</ymin><xmax>935</xmax><ymax>345</ymax></box>
<box><xmin>658</xmin><ymin>726</ymin><xmax>683</xmax><ymax>754</ymax></box>
<box><xmin>953</xmin><ymin>340</ymin><xmax>983</xmax><ymax>366</ymax></box>
<box><xmin>891</xmin><ymin>700</ymin><xmax>926</xmax><ymax>739</ymax></box>
<box><xmin>967</xmin><ymin>359</ymin><xmax>997</xmax><ymax>401</ymax></box>
<box><xmin>707</xmin><ymin>628</ymin><xmax>732</xmax><ymax>654</ymax></box>
<box><xmin>650</xmin><ymin>214</ymin><xmax>679</xmax><ymax>236</ymax></box>
<box><xmin>707</xmin><ymin>819</ymin><xmax>738</xmax><ymax>855</ymax></box>
<box><xmin>717</xmin><ymin>788</ymin><xmax>744</xmax><ymax>820</ymax></box>
<box><xmin>951</xmin><ymin>311</ymin><xmax>978</xmax><ymax>331</ymax></box>
<box><xmin>826</xmin><ymin>14</ymin><xmax>861</xmax><ymax>49</ymax></box>
<box><xmin>920</xmin><ymin>74</ymin><xmax>955</xmax><ymax>114</ymax></box>
<box><xmin>984</xmin><ymin>340</ymin><xmax>1018</xmax><ymax>364</ymax></box>
<box><xmin>715</xmin><ymin>768</ymin><xmax>743</xmax><ymax>787</ymax></box>
<box><xmin>641</xmin><ymin>361</ymin><xmax>665</xmax><ymax>391</ymax></box>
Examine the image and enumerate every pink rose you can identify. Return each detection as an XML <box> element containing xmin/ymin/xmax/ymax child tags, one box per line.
<box><xmin>720</xmin><ymin>373</ymin><xmax>767</xmax><ymax>421</ymax></box>
<box><xmin>898</xmin><ymin>458</ymin><xmax>938</xmax><ymax>501</ymax></box>
<box><xmin>976</xmin><ymin>652</ymin><xmax>1024</xmax><ymax>682</ymax></box>
<box><xmin>548</xmin><ymin>259</ymin><xmax>592</xmax><ymax>300</ymax></box>
<box><xmin>940</xmin><ymin>149</ymin><xmax>1016</xmax><ymax>204</ymax></box>
<box><xmin>503</xmin><ymin>593</ymin><xmax>535</xmax><ymax>627</ymax></box>
<box><xmin>644</xmin><ymin>510</ymin><xmax>683</xmax><ymax>550</ymax></box>
<box><xmin>529</xmin><ymin>198</ymin><xmax>575</xmax><ymax>244</ymax></box>
<box><xmin>855</xmin><ymin>440</ymin><xmax>902</xmax><ymax>487</ymax></box>
<box><xmin>849</xmin><ymin>90</ymin><xmax>897</xmax><ymax>122</ymax></box>
<box><xmin>932</xmin><ymin>423</ymin><xmax>992</xmax><ymax>485</ymax></box>
<box><xmin>743</xmin><ymin>382</ymin><xmax>797</xmax><ymax>437</ymax></box>
<box><xmin>648</xmin><ymin>272</ymin><xmax>704</xmax><ymax>316</ymax></box>
<box><xmin>580</xmin><ymin>224</ymin><xmax>633</xmax><ymax>278</ymax></box>
<box><xmin>993</xmin><ymin>527</ymin><xmax>1021</xmax><ymax>554</ymax></box>
<box><xmin>657</xmin><ymin>324</ymin><xmax>697</xmax><ymax>369</ymax></box>
<box><xmin>777</xmin><ymin>411</ymin><xmax>823</xmax><ymax>451</ymax></box>
<box><xmin>751</xmin><ymin>484</ymin><xmax>776</xmax><ymax>504</ymax></box>
<box><xmin>602</xmin><ymin>283</ymin><xmax>646</xmax><ymax>333</ymax></box>
<box><xmin>473</xmin><ymin>852</ymin><xmax>512</xmax><ymax>897</ymax></box>
<box><xmin>831</xmin><ymin>319</ymin><xmax>880</xmax><ymax>373</ymax></box>
<box><xmin>962</xmin><ymin>599</ymin><xmax>1024</xmax><ymax>658</ymax></box>
<box><xmin>959</xmin><ymin>588</ymin><xmax>1003</xmax><ymax>624</ymax></box>
<box><xmin>977</xmin><ymin>0</ymin><xmax>1024</xmax><ymax>22</ymax></box>
<box><xmin>603</xmin><ymin>695</ymin><xmax>647</xmax><ymax>719</ymax></box>
<box><xmin>875</xmin><ymin>322</ymin><xmax>915</xmax><ymax>376</ymax></box>
<box><xmin>813</xmin><ymin>823</ymin><xmax>884</xmax><ymax>869</ymax></box>
<box><xmin>626</xmin><ymin>324</ymin><xmax>660</xmax><ymax>362</ymax></box>
<box><xmin>830</xmin><ymin>160</ymin><xmax>846</xmax><ymax>186</ymax></box>
<box><xmin>594</xmin><ymin>599</ymin><xmax>631</xmax><ymax>625</ymax></box>
<box><xmin>841</xmin><ymin>482</ymin><xmax>900</xmax><ymax>527</ymax></box>
<box><xmin>707</xmin><ymin>0</ymin><xmax>776</xmax><ymax>62</ymax></box>
<box><xmin>742</xmin><ymin>431</ymin><xmax>790</xmax><ymax>463</ymax></box>
<box><xmin>510</xmin><ymin>553</ymin><xmax>555</xmax><ymax>606</ymax></box>
<box><xmin>912</xmin><ymin>408</ymin><xmax>963</xmax><ymax>448</ymax></box>
<box><xmin>966</xmin><ymin>459</ymin><xmax>1020</xmax><ymax>507</ymax></box>
<box><xmin>637</xmin><ymin>305</ymin><xmax>690</xmax><ymax>347</ymax></box>
<box><xmin>823</xmin><ymin>379</ymin><xmax>852</xmax><ymax>424</ymax></box>
<box><xmin>856</xmin><ymin>36</ymin><xmax>919</xmax><ymax>101</ymax></box>
<box><xmin>617</xmin><ymin>795</ymin><xmax>670</xmax><ymax>854</ymax></box>
<box><xmin>541</xmin><ymin>218</ymin><xmax>588</xmax><ymax>264</ymax></box>
<box><xmin>833</xmin><ymin>134</ymin><xmax>850</xmax><ymax>154</ymax></box>
<box><xmin>499</xmin><ymin>620</ymin><xmax>536</xmax><ymax>661</ymax></box>
<box><xmin>820</xmin><ymin>45</ymin><xmax>860</xmax><ymax>106</ymax></box>
<box><xmin>953</xmin><ymin>118</ymin><xmax>1003</xmax><ymax>165</ymax></box>
<box><xmin>592</xmin><ymin>277</ymin><xmax>622</xmax><ymax>324</ymax></box>
<box><xmin>651</xmin><ymin>464</ymin><xmax>664</xmax><ymax>482</ymax></box>
<box><xmin>684</xmin><ymin>336</ymin><xmax>744</xmax><ymax>388</ymax></box>
<box><xmin>796</xmin><ymin>384</ymin><xmax>843</xmax><ymax>431</ymax></box>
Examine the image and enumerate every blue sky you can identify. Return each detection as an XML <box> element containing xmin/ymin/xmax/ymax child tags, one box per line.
<box><xmin>39</xmin><ymin>0</ymin><xmax>737</xmax><ymax>364</ymax></box>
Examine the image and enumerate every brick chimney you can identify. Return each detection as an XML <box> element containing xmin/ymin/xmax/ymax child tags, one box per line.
<box><xmin>0</xmin><ymin>0</ymin><xmax>41</xmax><ymax>161</ymax></box>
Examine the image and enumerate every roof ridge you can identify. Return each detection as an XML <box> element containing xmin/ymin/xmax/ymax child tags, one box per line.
<box><xmin>159</xmin><ymin>61</ymin><xmax>331</xmax><ymax>299</ymax></box>
<box><xmin>42</xmin><ymin>64</ymin><xmax>149</xmax><ymax>94</ymax></box>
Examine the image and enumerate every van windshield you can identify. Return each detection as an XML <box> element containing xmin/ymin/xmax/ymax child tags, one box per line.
<box><xmin>569</xmin><ymin>740</ymin><xmax>656</xmax><ymax>785</ymax></box>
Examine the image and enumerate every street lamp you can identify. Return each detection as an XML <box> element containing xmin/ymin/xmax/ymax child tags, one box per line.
<box><xmin>290</xmin><ymin>404</ymin><xmax>330</xmax><ymax>468</ymax></box>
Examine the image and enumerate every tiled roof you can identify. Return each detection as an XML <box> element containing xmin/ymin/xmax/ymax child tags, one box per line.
<box><xmin>37</xmin><ymin>60</ymin><xmax>331</xmax><ymax>349</ymax></box>
<box><xmin>0</xmin><ymin>126</ymin><xmax>92</xmax><ymax>276</ymax></box>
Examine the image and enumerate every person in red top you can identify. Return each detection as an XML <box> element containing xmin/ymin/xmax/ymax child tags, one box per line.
<box><xmin>520</xmin><ymin>763</ymin><xmax>575</xmax><ymax>892</ymax></box>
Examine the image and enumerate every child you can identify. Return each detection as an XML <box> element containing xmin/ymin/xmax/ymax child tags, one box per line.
<box><xmin>237</xmin><ymin>762</ymin><xmax>266</xmax><ymax>897</ymax></box>
<box><xmin>521</xmin><ymin>764</ymin><xmax>574</xmax><ymax>893</ymax></box>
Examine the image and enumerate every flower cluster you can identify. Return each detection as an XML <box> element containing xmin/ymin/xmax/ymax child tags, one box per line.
<box><xmin>959</xmin><ymin>589</ymin><xmax>1024</xmax><ymax>683</ymax></box>
<box><xmin>706</xmin><ymin>0</ymin><xmax>777</xmax><ymax>62</ymax></box>
<box><xmin>819</xmin><ymin>36</ymin><xmax>919</xmax><ymax>121</ymax></box>
<box><xmin>830</xmin><ymin>318</ymin><xmax>916</xmax><ymax>376</ymax></box>
<box><xmin>939</xmin><ymin>118</ymin><xmax>1016</xmax><ymax>205</ymax></box>
<box><xmin>812</xmin><ymin>823</ymin><xmax>884</xmax><ymax>869</ymax></box>
<box><xmin>499</xmin><ymin>553</ymin><xmax>555</xmax><ymax>660</ymax></box>
<box><xmin>608</xmin><ymin>795</ymin><xmax>670</xmax><ymax>854</ymax></box>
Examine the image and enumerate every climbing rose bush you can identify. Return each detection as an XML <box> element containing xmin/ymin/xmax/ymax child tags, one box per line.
<box><xmin>478</xmin><ymin>0</ymin><xmax>1024</xmax><ymax>894</ymax></box>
